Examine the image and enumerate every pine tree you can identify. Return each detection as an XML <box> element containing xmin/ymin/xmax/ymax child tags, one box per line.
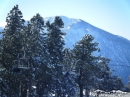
<box><xmin>46</xmin><ymin>16</ymin><xmax>65</xmax><ymax>96</ymax></box>
<box><xmin>46</xmin><ymin>16</ymin><xmax>65</xmax><ymax>64</ymax></box>
<box><xmin>1</xmin><ymin>5</ymin><xmax>25</xmax><ymax>96</ymax></box>
<box><xmin>125</xmin><ymin>76</ymin><xmax>130</xmax><ymax>92</ymax></box>
<box><xmin>17</xmin><ymin>13</ymin><xmax>49</xmax><ymax>97</ymax></box>
<box><xmin>62</xmin><ymin>48</ymin><xmax>77</xmax><ymax>96</ymax></box>
<box><xmin>71</xmin><ymin>34</ymin><xmax>99</xmax><ymax>97</ymax></box>
<box><xmin>19</xmin><ymin>22</ymin><xmax>32</xmax><ymax>97</ymax></box>
<box><xmin>96</xmin><ymin>56</ymin><xmax>111</xmax><ymax>91</ymax></box>
<box><xmin>96</xmin><ymin>56</ymin><xmax>123</xmax><ymax>92</ymax></box>
<box><xmin>28</xmin><ymin>13</ymin><xmax>51</xmax><ymax>97</ymax></box>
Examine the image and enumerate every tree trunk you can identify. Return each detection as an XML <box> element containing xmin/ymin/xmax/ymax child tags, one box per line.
<box><xmin>79</xmin><ymin>67</ymin><xmax>83</xmax><ymax>97</ymax></box>
<box><xmin>21</xmin><ymin>82</ymin><xmax>27</xmax><ymax>97</ymax></box>
<box><xmin>85</xmin><ymin>89</ymin><xmax>89</xmax><ymax>97</ymax></box>
<box><xmin>36</xmin><ymin>82</ymin><xmax>47</xmax><ymax>97</ymax></box>
<box><xmin>79</xmin><ymin>85</ymin><xmax>83</xmax><ymax>97</ymax></box>
<box><xmin>79</xmin><ymin>75</ymin><xmax>83</xmax><ymax>97</ymax></box>
<box><xmin>28</xmin><ymin>81</ymin><xmax>33</xmax><ymax>97</ymax></box>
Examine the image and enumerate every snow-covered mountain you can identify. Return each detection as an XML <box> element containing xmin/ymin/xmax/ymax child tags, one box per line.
<box><xmin>0</xmin><ymin>27</ymin><xmax>3</xmax><ymax>32</ymax></box>
<box><xmin>0</xmin><ymin>16</ymin><xmax>130</xmax><ymax>85</ymax></box>
<box><xmin>46</xmin><ymin>16</ymin><xmax>130</xmax><ymax>85</ymax></box>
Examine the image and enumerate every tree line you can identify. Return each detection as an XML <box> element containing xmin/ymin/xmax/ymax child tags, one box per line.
<box><xmin>0</xmin><ymin>5</ymin><xmax>124</xmax><ymax>97</ymax></box>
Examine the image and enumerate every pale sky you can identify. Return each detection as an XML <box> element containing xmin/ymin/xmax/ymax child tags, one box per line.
<box><xmin>0</xmin><ymin>0</ymin><xmax>130</xmax><ymax>40</ymax></box>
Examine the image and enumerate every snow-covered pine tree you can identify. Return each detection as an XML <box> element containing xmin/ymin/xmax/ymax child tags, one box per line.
<box><xmin>28</xmin><ymin>13</ymin><xmax>51</xmax><ymax>97</ymax></box>
<box><xmin>62</xmin><ymin>48</ymin><xmax>77</xmax><ymax>96</ymax></box>
<box><xmin>46</xmin><ymin>16</ymin><xmax>65</xmax><ymax>96</ymax></box>
<box><xmin>95</xmin><ymin>56</ymin><xmax>111</xmax><ymax>91</ymax></box>
<box><xmin>71</xmin><ymin>34</ymin><xmax>99</xmax><ymax>97</ymax></box>
<box><xmin>0</xmin><ymin>39</ymin><xmax>6</xmax><ymax>97</ymax></box>
<box><xmin>1</xmin><ymin>5</ymin><xmax>25</xmax><ymax>97</ymax></box>
<box><xmin>18</xmin><ymin>13</ymin><xmax>48</xmax><ymax>97</ymax></box>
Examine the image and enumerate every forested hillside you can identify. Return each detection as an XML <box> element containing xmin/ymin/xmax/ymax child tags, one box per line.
<box><xmin>0</xmin><ymin>5</ymin><xmax>129</xmax><ymax>97</ymax></box>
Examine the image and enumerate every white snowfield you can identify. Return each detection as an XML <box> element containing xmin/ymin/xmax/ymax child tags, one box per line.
<box><xmin>89</xmin><ymin>93</ymin><xmax>130</xmax><ymax>97</ymax></box>
<box><xmin>89</xmin><ymin>90</ymin><xmax>130</xmax><ymax>97</ymax></box>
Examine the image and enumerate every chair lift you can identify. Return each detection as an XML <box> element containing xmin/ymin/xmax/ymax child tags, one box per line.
<box><xmin>19</xmin><ymin>50</ymin><xmax>29</xmax><ymax>69</ymax></box>
<box><xmin>14</xmin><ymin>50</ymin><xmax>29</xmax><ymax>70</ymax></box>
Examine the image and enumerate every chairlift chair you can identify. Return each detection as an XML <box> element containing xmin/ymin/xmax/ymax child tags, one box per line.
<box><xmin>18</xmin><ymin>50</ymin><xmax>29</xmax><ymax>69</ymax></box>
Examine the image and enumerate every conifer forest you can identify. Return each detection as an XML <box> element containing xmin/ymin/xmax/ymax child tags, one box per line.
<box><xmin>0</xmin><ymin>5</ymin><xmax>130</xmax><ymax>97</ymax></box>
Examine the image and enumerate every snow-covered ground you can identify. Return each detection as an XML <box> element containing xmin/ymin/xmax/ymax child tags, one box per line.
<box><xmin>90</xmin><ymin>93</ymin><xmax>130</xmax><ymax>97</ymax></box>
<box><xmin>89</xmin><ymin>92</ymin><xmax>130</xmax><ymax>97</ymax></box>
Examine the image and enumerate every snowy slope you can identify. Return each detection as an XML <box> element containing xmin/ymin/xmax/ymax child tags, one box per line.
<box><xmin>44</xmin><ymin>16</ymin><xmax>130</xmax><ymax>85</ymax></box>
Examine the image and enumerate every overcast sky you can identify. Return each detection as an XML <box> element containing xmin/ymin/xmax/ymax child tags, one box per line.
<box><xmin>0</xmin><ymin>0</ymin><xmax>130</xmax><ymax>40</ymax></box>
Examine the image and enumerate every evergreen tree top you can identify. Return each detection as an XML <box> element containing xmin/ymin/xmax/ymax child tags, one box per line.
<box><xmin>30</xmin><ymin>13</ymin><xmax>44</xmax><ymax>26</ymax></box>
<box><xmin>4</xmin><ymin>5</ymin><xmax>25</xmax><ymax>35</ymax></box>
<box><xmin>73</xmin><ymin>34</ymin><xmax>99</xmax><ymax>56</ymax></box>
<box><xmin>52</xmin><ymin>16</ymin><xmax>64</xmax><ymax>28</ymax></box>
